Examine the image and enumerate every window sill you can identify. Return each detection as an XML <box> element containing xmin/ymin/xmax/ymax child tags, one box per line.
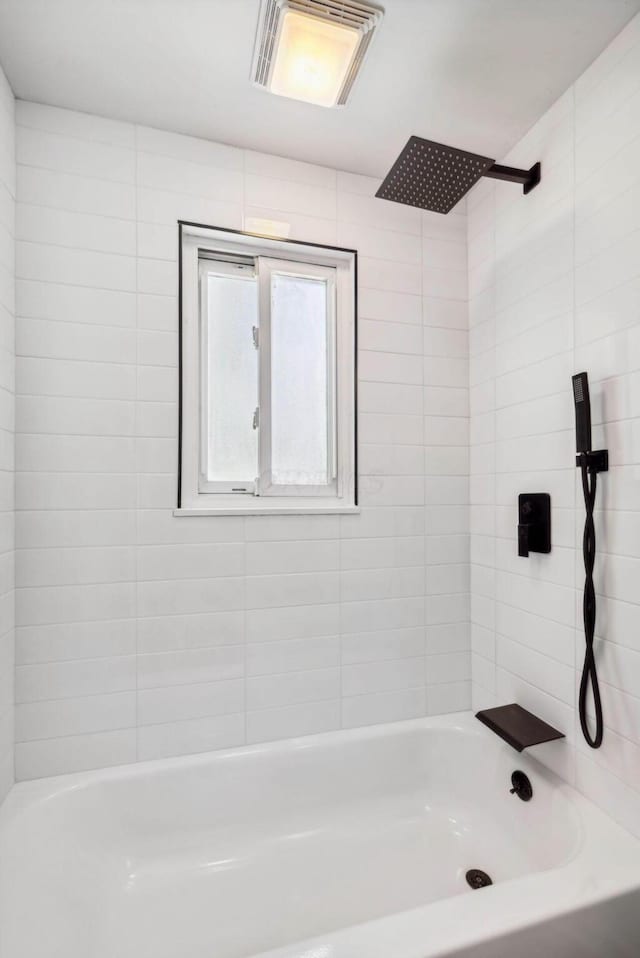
<box><xmin>173</xmin><ymin>506</ymin><xmax>360</xmax><ymax>518</ymax></box>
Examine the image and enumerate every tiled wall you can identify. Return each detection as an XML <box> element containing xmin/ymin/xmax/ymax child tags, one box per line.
<box><xmin>0</xmin><ymin>65</ymin><xmax>15</xmax><ymax>803</ymax></box>
<box><xmin>13</xmin><ymin>101</ymin><xmax>469</xmax><ymax>779</ymax></box>
<box><xmin>468</xmin><ymin>12</ymin><xmax>640</xmax><ymax>836</ymax></box>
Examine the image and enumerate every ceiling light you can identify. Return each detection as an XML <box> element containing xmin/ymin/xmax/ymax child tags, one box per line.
<box><xmin>252</xmin><ymin>0</ymin><xmax>383</xmax><ymax>108</ymax></box>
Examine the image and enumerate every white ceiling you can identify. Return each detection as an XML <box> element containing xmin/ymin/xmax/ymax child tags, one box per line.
<box><xmin>0</xmin><ymin>0</ymin><xmax>638</xmax><ymax>177</ymax></box>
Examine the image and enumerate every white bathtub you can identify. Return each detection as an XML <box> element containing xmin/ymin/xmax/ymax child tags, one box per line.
<box><xmin>1</xmin><ymin>712</ymin><xmax>639</xmax><ymax>958</ymax></box>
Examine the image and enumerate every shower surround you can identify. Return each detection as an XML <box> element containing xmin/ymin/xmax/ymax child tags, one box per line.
<box><xmin>0</xmin><ymin>8</ymin><xmax>638</xmax><ymax>852</ymax></box>
<box><xmin>468</xmin><ymin>12</ymin><xmax>640</xmax><ymax>837</ymax></box>
<box><xmin>11</xmin><ymin>101</ymin><xmax>469</xmax><ymax>780</ymax></box>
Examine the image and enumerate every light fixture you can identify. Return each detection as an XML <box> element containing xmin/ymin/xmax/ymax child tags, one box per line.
<box><xmin>252</xmin><ymin>0</ymin><xmax>383</xmax><ymax>108</ymax></box>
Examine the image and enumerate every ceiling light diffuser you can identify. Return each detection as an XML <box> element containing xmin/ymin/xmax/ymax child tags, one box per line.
<box><xmin>252</xmin><ymin>0</ymin><xmax>383</xmax><ymax>108</ymax></box>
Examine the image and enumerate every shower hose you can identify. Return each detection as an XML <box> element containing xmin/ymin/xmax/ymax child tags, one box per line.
<box><xmin>578</xmin><ymin>457</ymin><xmax>603</xmax><ymax>749</ymax></box>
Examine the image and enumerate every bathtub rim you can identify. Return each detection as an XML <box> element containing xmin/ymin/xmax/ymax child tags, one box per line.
<box><xmin>0</xmin><ymin>711</ymin><xmax>575</xmax><ymax>816</ymax></box>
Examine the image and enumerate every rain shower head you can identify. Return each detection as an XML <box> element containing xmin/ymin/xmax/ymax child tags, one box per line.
<box><xmin>376</xmin><ymin>136</ymin><xmax>541</xmax><ymax>214</ymax></box>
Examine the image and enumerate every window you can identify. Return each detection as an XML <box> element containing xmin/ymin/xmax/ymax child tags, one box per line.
<box><xmin>179</xmin><ymin>223</ymin><xmax>357</xmax><ymax>514</ymax></box>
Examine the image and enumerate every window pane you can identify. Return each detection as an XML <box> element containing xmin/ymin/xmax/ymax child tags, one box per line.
<box><xmin>205</xmin><ymin>269</ymin><xmax>258</xmax><ymax>483</ymax></box>
<box><xmin>270</xmin><ymin>272</ymin><xmax>332</xmax><ymax>486</ymax></box>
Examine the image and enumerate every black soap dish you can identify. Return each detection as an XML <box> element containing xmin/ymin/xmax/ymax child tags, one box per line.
<box><xmin>475</xmin><ymin>703</ymin><xmax>565</xmax><ymax>752</ymax></box>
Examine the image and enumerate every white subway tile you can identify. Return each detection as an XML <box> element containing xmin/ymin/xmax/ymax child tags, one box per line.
<box><xmin>245</xmin><ymin>150</ymin><xmax>336</xmax><ymax>188</ymax></box>
<box><xmin>137</xmin><ymin>610</ymin><xmax>243</xmax><ymax>654</ymax></box>
<box><xmin>338</xmin><ymin>191</ymin><xmax>421</xmax><ymax>235</ymax></box>
<box><xmin>136</xmin><ymin>125</ymin><xmax>242</xmax><ymax>169</ymax></box>
<box><xmin>17</xmin><ymin>203</ymin><xmax>136</xmax><ymax>255</ymax></box>
<box><xmin>246</xmin><ymin>572</ymin><xmax>339</xmax><ymax>609</ymax></box>
<box><xmin>16</xmin><ymin>654</ymin><xmax>136</xmax><ymax>702</ymax></box>
<box><xmin>137</xmin><ymin>543</ymin><xmax>244</xmax><ymax>580</ymax></box>
<box><xmin>16</xmin><ymin>729</ymin><xmax>136</xmax><ymax>779</ymax></box>
<box><xmin>15</xmin><ymin>691</ymin><xmax>136</xmax><ymax>742</ymax></box>
<box><xmin>247</xmin><ymin>668</ymin><xmax>339</xmax><ymax>710</ymax></box>
<box><xmin>247</xmin><ymin>699</ymin><xmax>339</xmax><ymax>744</ymax></box>
<box><xmin>17</xmin><ymin>165</ymin><xmax>135</xmax><ymax>219</ymax></box>
<box><xmin>359</xmin><ymin>256</ymin><xmax>421</xmax><ymax>295</ymax></box>
<box><xmin>245</xmin><ymin>174</ymin><xmax>335</xmax><ymax>219</ymax></box>
<box><xmin>358</xmin><ymin>287</ymin><xmax>422</xmax><ymax>325</ymax></box>
<box><xmin>137</xmin><ymin>152</ymin><xmax>242</xmax><ymax>202</ymax></box>
<box><xmin>342</xmin><ymin>627</ymin><xmax>424</xmax><ymax>664</ymax></box>
<box><xmin>17</xmin><ymin>127</ymin><xmax>135</xmax><ymax>183</ymax></box>
<box><xmin>427</xmin><ymin>681</ymin><xmax>470</xmax><ymax>714</ymax></box>
<box><xmin>17</xmin><ymin>102</ymin><xmax>134</xmax><ymax>148</ymax></box>
<box><xmin>137</xmin><ymin>713</ymin><xmax>244</xmax><ymax>762</ymax></box>
<box><xmin>359</xmin><ymin>319</ymin><xmax>423</xmax><ymax>355</ymax></box>
<box><xmin>246</xmin><ymin>603</ymin><xmax>339</xmax><ymax>643</ymax></box>
<box><xmin>138</xmin><ymin>679</ymin><xmax>244</xmax><ymax>725</ymax></box>
<box><xmin>246</xmin><ymin>539</ymin><xmax>338</xmax><ymax>575</ymax></box>
<box><xmin>16</xmin><ymin>241</ymin><xmax>136</xmax><ymax>291</ymax></box>
<box><xmin>137</xmin><ymin>187</ymin><xmax>242</xmax><ymax>230</ymax></box>
<box><xmin>16</xmin><ymin>619</ymin><xmax>136</xmax><ymax>665</ymax></box>
<box><xmin>342</xmin><ymin>687</ymin><xmax>426</xmax><ymax>728</ymax></box>
<box><xmin>247</xmin><ymin>635</ymin><xmax>339</xmax><ymax>676</ymax></box>
<box><xmin>137</xmin><ymin>577</ymin><xmax>244</xmax><ymax>617</ymax></box>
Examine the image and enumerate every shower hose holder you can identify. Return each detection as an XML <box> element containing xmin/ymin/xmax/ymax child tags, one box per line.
<box><xmin>576</xmin><ymin>449</ymin><xmax>608</xmax><ymax>474</ymax></box>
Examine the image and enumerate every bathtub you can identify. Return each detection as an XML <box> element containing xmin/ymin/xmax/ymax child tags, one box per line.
<box><xmin>1</xmin><ymin>713</ymin><xmax>639</xmax><ymax>958</ymax></box>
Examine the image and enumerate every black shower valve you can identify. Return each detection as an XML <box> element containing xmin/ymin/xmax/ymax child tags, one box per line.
<box><xmin>517</xmin><ymin>494</ymin><xmax>551</xmax><ymax>558</ymax></box>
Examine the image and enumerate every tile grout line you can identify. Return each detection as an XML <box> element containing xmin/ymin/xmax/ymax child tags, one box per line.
<box><xmin>421</xmin><ymin>210</ymin><xmax>429</xmax><ymax>719</ymax></box>
<box><xmin>241</xmin><ymin>146</ymin><xmax>248</xmax><ymax>746</ymax></box>
<box><xmin>133</xmin><ymin>122</ymin><xmax>140</xmax><ymax>763</ymax></box>
<box><xmin>571</xmin><ymin>81</ymin><xmax>580</xmax><ymax>786</ymax></box>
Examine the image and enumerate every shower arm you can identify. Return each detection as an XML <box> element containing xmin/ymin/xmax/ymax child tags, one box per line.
<box><xmin>482</xmin><ymin>161</ymin><xmax>541</xmax><ymax>195</ymax></box>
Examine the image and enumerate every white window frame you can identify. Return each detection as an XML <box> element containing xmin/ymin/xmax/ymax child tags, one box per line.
<box><xmin>177</xmin><ymin>222</ymin><xmax>358</xmax><ymax>516</ymax></box>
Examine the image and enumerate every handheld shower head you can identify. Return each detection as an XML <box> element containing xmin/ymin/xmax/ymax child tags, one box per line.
<box><xmin>572</xmin><ymin>372</ymin><xmax>592</xmax><ymax>455</ymax></box>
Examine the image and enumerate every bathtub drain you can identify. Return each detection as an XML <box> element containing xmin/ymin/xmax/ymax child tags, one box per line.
<box><xmin>465</xmin><ymin>869</ymin><xmax>492</xmax><ymax>889</ymax></box>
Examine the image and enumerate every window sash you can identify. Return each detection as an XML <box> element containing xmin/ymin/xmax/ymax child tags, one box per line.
<box><xmin>198</xmin><ymin>257</ymin><xmax>258</xmax><ymax>495</ymax></box>
<box><xmin>257</xmin><ymin>257</ymin><xmax>338</xmax><ymax>498</ymax></box>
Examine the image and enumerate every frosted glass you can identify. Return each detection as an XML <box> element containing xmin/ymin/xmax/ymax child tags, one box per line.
<box><xmin>206</xmin><ymin>271</ymin><xmax>258</xmax><ymax>483</ymax></box>
<box><xmin>270</xmin><ymin>273</ymin><xmax>330</xmax><ymax>486</ymax></box>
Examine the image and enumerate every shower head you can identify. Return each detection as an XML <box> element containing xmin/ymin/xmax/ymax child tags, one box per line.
<box><xmin>572</xmin><ymin>371</ymin><xmax>592</xmax><ymax>454</ymax></box>
<box><xmin>376</xmin><ymin>136</ymin><xmax>541</xmax><ymax>214</ymax></box>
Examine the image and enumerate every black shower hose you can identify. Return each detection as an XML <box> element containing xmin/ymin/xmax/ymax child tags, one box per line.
<box><xmin>578</xmin><ymin>457</ymin><xmax>603</xmax><ymax>749</ymax></box>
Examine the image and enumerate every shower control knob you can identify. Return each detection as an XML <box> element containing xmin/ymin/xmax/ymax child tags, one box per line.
<box><xmin>517</xmin><ymin>494</ymin><xmax>551</xmax><ymax>557</ymax></box>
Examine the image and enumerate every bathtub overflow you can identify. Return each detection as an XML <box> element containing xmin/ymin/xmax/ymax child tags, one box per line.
<box><xmin>510</xmin><ymin>770</ymin><xmax>533</xmax><ymax>802</ymax></box>
<box><xmin>466</xmin><ymin>869</ymin><xmax>493</xmax><ymax>890</ymax></box>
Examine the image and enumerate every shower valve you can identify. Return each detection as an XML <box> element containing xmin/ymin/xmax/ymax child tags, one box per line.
<box><xmin>517</xmin><ymin>494</ymin><xmax>551</xmax><ymax>558</ymax></box>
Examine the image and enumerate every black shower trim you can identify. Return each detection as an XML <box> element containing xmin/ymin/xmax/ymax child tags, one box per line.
<box><xmin>483</xmin><ymin>161</ymin><xmax>541</xmax><ymax>194</ymax></box>
<box><xmin>577</xmin><ymin>447</ymin><xmax>608</xmax><ymax>749</ymax></box>
<box><xmin>572</xmin><ymin>371</ymin><xmax>608</xmax><ymax>749</ymax></box>
<box><xmin>475</xmin><ymin>703</ymin><xmax>565</xmax><ymax>752</ymax></box>
<box><xmin>376</xmin><ymin>136</ymin><xmax>541</xmax><ymax>215</ymax></box>
<box><xmin>510</xmin><ymin>770</ymin><xmax>533</xmax><ymax>802</ymax></box>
